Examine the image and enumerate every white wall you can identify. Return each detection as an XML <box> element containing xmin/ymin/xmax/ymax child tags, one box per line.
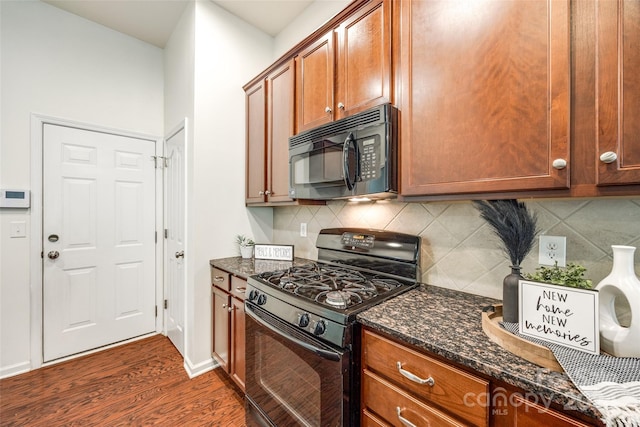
<box><xmin>0</xmin><ymin>0</ymin><xmax>163</xmax><ymax>377</ymax></box>
<box><xmin>273</xmin><ymin>0</ymin><xmax>350</xmax><ymax>58</ymax></box>
<box><xmin>164</xmin><ymin>0</ymin><xmax>275</xmax><ymax>373</ymax></box>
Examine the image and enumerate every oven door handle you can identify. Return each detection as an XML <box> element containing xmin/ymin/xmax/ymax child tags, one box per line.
<box><xmin>246</xmin><ymin>306</ymin><xmax>341</xmax><ymax>362</ymax></box>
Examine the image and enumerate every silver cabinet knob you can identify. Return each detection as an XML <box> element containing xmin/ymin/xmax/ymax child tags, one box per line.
<box><xmin>175</xmin><ymin>251</ymin><xmax>184</xmax><ymax>259</ymax></box>
<box><xmin>264</xmin><ymin>190</ymin><xmax>271</xmax><ymax>196</ymax></box>
<box><xmin>600</xmin><ymin>151</ymin><xmax>618</xmax><ymax>164</ymax></box>
<box><xmin>258</xmin><ymin>190</ymin><xmax>265</xmax><ymax>196</ymax></box>
<box><xmin>325</xmin><ymin>106</ymin><xmax>332</xmax><ymax>113</ymax></box>
<box><xmin>338</xmin><ymin>102</ymin><xmax>345</xmax><ymax>110</ymax></box>
<box><xmin>48</xmin><ymin>251</ymin><xmax>60</xmax><ymax>260</ymax></box>
<box><xmin>552</xmin><ymin>158</ymin><xmax>567</xmax><ymax>170</ymax></box>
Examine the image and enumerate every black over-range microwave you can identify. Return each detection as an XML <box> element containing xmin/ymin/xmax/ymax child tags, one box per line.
<box><xmin>288</xmin><ymin>103</ymin><xmax>398</xmax><ymax>200</ymax></box>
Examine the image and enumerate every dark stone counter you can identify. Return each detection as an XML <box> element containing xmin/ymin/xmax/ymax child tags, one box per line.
<box><xmin>209</xmin><ymin>256</ymin><xmax>313</xmax><ymax>280</ymax></box>
<box><xmin>357</xmin><ymin>284</ymin><xmax>602</xmax><ymax>423</ymax></box>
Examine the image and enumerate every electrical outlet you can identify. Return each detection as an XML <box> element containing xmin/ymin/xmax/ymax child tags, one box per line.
<box><xmin>538</xmin><ymin>235</ymin><xmax>566</xmax><ymax>267</ymax></box>
<box><xmin>300</xmin><ymin>222</ymin><xmax>307</xmax><ymax>237</ymax></box>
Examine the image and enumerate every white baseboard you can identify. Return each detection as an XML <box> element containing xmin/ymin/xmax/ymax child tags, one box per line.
<box><xmin>184</xmin><ymin>355</ymin><xmax>217</xmax><ymax>378</ymax></box>
<box><xmin>0</xmin><ymin>361</ymin><xmax>31</xmax><ymax>379</ymax></box>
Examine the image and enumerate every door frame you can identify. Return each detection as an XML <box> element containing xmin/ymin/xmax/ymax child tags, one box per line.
<box><xmin>29</xmin><ymin>113</ymin><xmax>165</xmax><ymax>370</ymax></box>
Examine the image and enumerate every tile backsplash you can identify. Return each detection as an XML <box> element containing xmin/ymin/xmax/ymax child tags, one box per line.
<box><xmin>273</xmin><ymin>198</ymin><xmax>640</xmax><ymax>299</ymax></box>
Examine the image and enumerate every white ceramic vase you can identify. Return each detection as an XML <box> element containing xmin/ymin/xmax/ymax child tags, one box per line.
<box><xmin>240</xmin><ymin>245</ymin><xmax>254</xmax><ymax>259</ymax></box>
<box><xmin>595</xmin><ymin>245</ymin><xmax>640</xmax><ymax>357</ymax></box>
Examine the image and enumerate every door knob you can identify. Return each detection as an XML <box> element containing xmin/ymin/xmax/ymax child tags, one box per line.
<box><xmin>175</xmin><ymin>251</ymin><xmax>184</xmax><ymax>259</ymax></box>
<box><xmin>48</xmin><ymin>251</ymin><xmax>60</xmax><ymax>260</ymax></box>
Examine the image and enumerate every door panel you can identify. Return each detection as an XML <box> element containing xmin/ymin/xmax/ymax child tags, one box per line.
<box><xmin>43</xmin><ymin>124</ymin><xmax>156</xmax><ymax>362</ymax></box>
<box><xmin>165</xmin><ymin>126</ymin><xmax>186</xmax><ymax>356</ymax></box>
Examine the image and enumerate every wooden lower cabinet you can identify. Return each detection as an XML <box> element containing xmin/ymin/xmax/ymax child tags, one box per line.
<box><xmin>361</xmin><ymin>328</ymin><xmax>598</xmax><ymax>427</ymax></box>
<box><xmin>491</xmin><ymin>383</ymin><xmax>595</xmax><ymax>427</ymax></box>
<box><xmin>211</xmin><ymin>267</ymin><xmax>246</xmax><ymax>391</ymax></box>
<box><xmin>362</xmin><ymin>328</ymin><xmax>489</xmax><ymax>426</ymax></box>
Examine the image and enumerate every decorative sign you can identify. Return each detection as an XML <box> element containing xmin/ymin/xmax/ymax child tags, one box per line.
<box><xmin>518</xmin><ymin>280</ymin><xmax>599</xmax><ymax>355</ymax></box>
<box><xmin>254</xmin><ymin>244</ymin><xmax>294</xmax><ymax>261</ymax></box>
<box><xmin>253</xmin><ymin>259</ymin><xmax>294</xmax><ymax>274</ymax></box>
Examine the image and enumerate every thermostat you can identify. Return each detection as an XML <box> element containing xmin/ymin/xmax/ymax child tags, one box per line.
<box><xmin>0</xmin><ymin>189</ymin><xmax>30</xmax><ymax>208</ymax></box>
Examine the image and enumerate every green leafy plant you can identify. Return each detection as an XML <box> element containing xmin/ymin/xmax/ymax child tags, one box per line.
<box><xmin>235</xmin><ymin>235</ymin><xmax>255</xmax><ymax>247</ymax></box>
<box><xmin>524</xmin><ymin>262</ymin><xmax>593</xmax><ymax>289</ymax></box>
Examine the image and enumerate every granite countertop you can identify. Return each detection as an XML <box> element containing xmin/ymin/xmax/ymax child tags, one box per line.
<box><xmin>210</xmin><ymin>256</ymin><xmax>313</xmax><ymax>280</ymax></box>
<box><xmin>357</xmin><ymin>284</ymin><xmax>602</xmax><ymax>422</ymax></box>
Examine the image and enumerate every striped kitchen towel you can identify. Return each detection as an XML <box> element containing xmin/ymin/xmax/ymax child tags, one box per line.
<box><xmin>502</xmin><ymin>322</ymin><xmax>640</xmax><ymax>427</ymax></box>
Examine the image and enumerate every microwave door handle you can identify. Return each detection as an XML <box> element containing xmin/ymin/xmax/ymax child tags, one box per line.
<box><xmin>343</xmin><ymin>134</ymin><xmax>359</xmax><ymax>190</ymax></box>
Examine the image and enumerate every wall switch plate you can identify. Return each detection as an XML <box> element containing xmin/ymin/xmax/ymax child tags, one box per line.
<box><xmin>538</xmin><ymin>235</ymin><xmax>566</xmax><ymax>267</ymax></box>
<box><xmin>300</xmin><ymin>222</ymin><xmax>307</xmax><ymax>237</ymax></box>
<box><xmin>10</xmin><ymin>221</ymin><xmax>27</xmax><ymax>238</ymax></box>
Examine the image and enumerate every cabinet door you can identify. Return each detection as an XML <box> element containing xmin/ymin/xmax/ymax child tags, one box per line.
<box><xmin>230</xmin><ymin>296</ymin><xmax>246</xmax><ymax>391</ymax></box>
<box><xmin>510</xmin><ymin>395</ymin><xmax>591</xmax><ymax>427</ymax></box>
<box><xmin>245</xmin><ymin>80</ymin><xmax>267</xmax><ymax>204</ymax></box>
<box><xmin>267</xmin><ymin>60</ymin><xmax>295</xmax><ymax>203</ymax></box>
<box><xmin>296</xmin><ymin>31</ymin><xmax>335</xmax><ymax>133</ymax></box>
<box><xmin>212</xmin><ymin>286</ymin><xmax>230</xmax><ymax>372</ymax></box>
<box><xmin>399</xmin><ymin>0</ymin><xmax>570</xmax><ymax>196</ymax></box>
<box><xmin>335</xmin><ymin>0</ymin><xmax>391</xmax><ymax>120</ymax></box>
<box><xmin>596</xmin><ymin>0</ymin><xmax>640</xmax><ymax>185</ymax></box>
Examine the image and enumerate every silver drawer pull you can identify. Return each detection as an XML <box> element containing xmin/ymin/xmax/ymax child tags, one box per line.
<box><xmin>235</xmin><ymin>287</ymin><xmax>246</xmax><ymax>293</ymax></box>
<box><xmin>397</xmin><ymin>362</ymin><xmax>435</xmax><ymax>386</ymax></box>
<box><xmin>213</xmin><ymin>276</ymin><xmax>225</xmax><ymax>282</ymax></box>
<box><xmin>396</xmin><ymin>407</ymin><xmax>418</xmax><ymax>427</ymax></box>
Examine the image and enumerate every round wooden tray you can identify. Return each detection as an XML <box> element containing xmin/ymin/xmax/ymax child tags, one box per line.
<box><xmin>481</xmin><ymin>304</ymin><xmax>563</xmax><ymax>372</ymax></box>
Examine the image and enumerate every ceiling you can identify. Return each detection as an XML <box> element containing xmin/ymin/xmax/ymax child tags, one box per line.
<box><xmin>42</xmin><ymin>0</ymin><xmax>315</xmax><ymax>48</ymax></box>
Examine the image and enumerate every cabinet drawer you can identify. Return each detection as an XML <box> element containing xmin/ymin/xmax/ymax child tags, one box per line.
<box><xmin>231</xmin><ymin>276</ymin><xmax>247</xmax><ymax>301</ymax></box>
<box><xmin>211</xmin><ymin>267</ymin><xmax>230</xmax><ymax>291</ymax></box>
<box><xmin>363</xmin><ymin>329</ymin><xmax>489</xmax><ymax>426</ymax></box>
<box><xmin>363</xmin><ymin>370</ymin><xmax>466</xmax><ymax>427</ymax></box>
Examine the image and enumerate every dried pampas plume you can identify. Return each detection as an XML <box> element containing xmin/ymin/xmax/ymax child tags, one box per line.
<box><xmin>472</xmin><ymin>199</ymin><xmax>539</xmax><ymax>266</ymax></box>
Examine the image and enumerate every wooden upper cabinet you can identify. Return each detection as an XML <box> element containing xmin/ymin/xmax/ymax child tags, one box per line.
<box><xmin>245</xmin><ymin>80</ymin><xmax>267</xmax><ymax>204</ymax></box>
<box><xmin>596</xmin><ymin>0</ymin><xmax>640</xmax><ymax>186</ymax></box>
<box><xmin>296</xmin><ymin>31</ymin><xmax>335</xmax><ymax>132</ymax></box>
<box><xmin>399</xmin><ymin>0</ymin><xmax>571</xmax><ymax>197</ymax></box>
<box><xmin>244</xmin><ymin>60</ymin><xmax>296</xmax><ymax>205</ymax></box>
<box><xmin>335</xmin><ymin>0</ymin><xmax>391</xmax><ymax>119</ymax></box>
<box><xmin>267</xmin><ymin>60</ymin><xmax>296</xmax><ymax>203</ymax></box>
<box><xmin>296</xmin><ymin>0</ymin><xmax>391</xmax><ymax>133</ymax></box>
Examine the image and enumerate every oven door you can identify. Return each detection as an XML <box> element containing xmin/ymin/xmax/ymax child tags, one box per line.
<box><xmin>245</xmin><ymin>302</ymin><xmax>351</xmax><ymax>427</ymax></box>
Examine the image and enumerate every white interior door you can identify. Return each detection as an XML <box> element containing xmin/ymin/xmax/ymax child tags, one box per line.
<box><xmin>165</xmin><ymin>125</ymin><xmax>186</xmax><ymax>356</ymax></box>
<box><xmin>43</xmin><ymin>124</ymin><xmax>157</xmax><ymax>362</ymax></box>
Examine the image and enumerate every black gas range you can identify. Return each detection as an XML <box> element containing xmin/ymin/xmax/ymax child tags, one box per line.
<box><xmin>245</xmin><ymin>228</ymin><xmax>421</xmax><ymax>427</ymax></box>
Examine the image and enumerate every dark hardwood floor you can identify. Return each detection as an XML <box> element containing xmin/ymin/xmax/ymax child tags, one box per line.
<box><xmin>0</xmin><ymin>335</ymin><xmax>246</xmax><ymax>426</ymax></box>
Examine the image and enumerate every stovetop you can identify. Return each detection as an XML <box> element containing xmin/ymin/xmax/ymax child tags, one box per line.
<box><xmin>245</xmin><ymin>228</ymin><xmax>421</xmax><ymax>348</ymax></box>
<box><xmin>255</xmin><ymin>262</ymin><xmax>407</xmax><ymax>310</ymax></box>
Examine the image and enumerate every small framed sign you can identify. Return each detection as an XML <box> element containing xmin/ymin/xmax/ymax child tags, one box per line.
<box><xmin>518</xmin><ymin>280</ymin><xmax>599</xmax><ymax>355</ymax></box>
<box><xmin>254</xmin><ymin>244</ymin><xmax>294</xmax><ymax>261</ymax></box>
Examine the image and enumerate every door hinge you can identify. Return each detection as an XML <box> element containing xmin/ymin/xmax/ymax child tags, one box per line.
<box><xmin>164</xmin><ymin>229</ymin><xmax>168</xmax><ymax>239</ymax></box>
<box><xmin>164</xmin><ymin>299</ymin><xmax>168</xmax><ymax>309</ymax></box>
<box><xmin>151</xmin><ymin>155</ymin><xmax>167</xmax><ymax>169</ymax></box>
<box><xmin>155</xmin><ymin>231</ymin><xmax>157</xmax><ymax>243</ymax></box>
<box><xmin>155</xmin><ymin>306</ymin><xmax>157</xmax><ymax>317</ymax></box>
<box><xmin>41</xmin><ymin>251</ymin><xmax>44</xmax><ymax>258</ymax></box>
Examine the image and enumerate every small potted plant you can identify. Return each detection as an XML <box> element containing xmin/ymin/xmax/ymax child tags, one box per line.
<box><xmin>236</xmin><ymin>235</ymin><xmax>255</xmax><ymax>259</ymax></box>
<box><xmin>524</xmin><ymin>262</ymin><xmax>593</xmax><ymax>289</ymax></box>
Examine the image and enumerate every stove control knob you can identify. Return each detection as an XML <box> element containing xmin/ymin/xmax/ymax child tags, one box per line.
<box><xmin>298</xmin><ymin>313</ymin><xmax>310</xmax><ymax>328</ymax></box>
<box><xmin>257</xmin><ymin>294</ymin><xmax>267</xmax><ymax>305</ymax></box>
<box><xmin>248</xmin><ymin>290</ymin><xmax>257</xmax><ymax>301</ymax></box>
<box><xmin>313</xmin><ymin>320</ymin><xmax>326</xmax><ymax>336</ymax></box>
